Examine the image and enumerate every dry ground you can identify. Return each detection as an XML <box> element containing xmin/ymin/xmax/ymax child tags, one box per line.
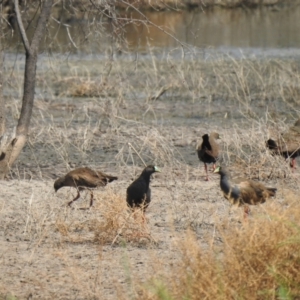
<box><xmin>1</xmin><ymin>164</ymin><xmax>294</xmax><ymax>300</ymax></box>
<box><xmin>2</xmin><ymin>54</ymin><xmax>300</xmax><ymax>299</ymax></box>
<box><xmin>0</xmin><ymin>118</ymin><xmax>297</xmax><ymax>299</ymax></box>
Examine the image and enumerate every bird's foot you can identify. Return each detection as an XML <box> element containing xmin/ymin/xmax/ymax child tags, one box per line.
<box><xmin>243</xmin><ymin>206</ymin><xmax>251</xmax><ymax>221</ymax></box>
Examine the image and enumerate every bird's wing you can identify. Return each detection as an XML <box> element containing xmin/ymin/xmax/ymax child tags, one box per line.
<box><xmin>208</xmin><ymin>137</ymin><xmax>220</xmax><ymax>157</ymax></box>
<box><xmin>198</xmin><ymin>146</ymin><xmax>217</xmax><ymax>160</ymax></box>
<box><xmin>126</xmin><ymin>179</ymin><xmax>147</xmax><ymax>200</ymax></box>
<box><xmin>280</xmin><ymin>140</ymin><xmax>300</xmax><ymax>154</ymax></box>
<box><xmin>70</xmin><ymin>171</ymin><xmax>100</xmax><ymax>188</ymax></box>
<box><xmin>277</xmin><ymin>129</ymin><xmax>300</xmax><ymax>153</ymax></box>
<box><xmin>204</xmin><ymin>147</ymin><xmax>215</xmax><ymax>157</ymax></box>
<box><xmin>239</xmin><ymin>180</ymin><xmax>272</xmax><ymax>205</ymax></box>
<box><xmin>146</xmin><ymin>188</ymin><xmax>151</xmax><ymax>204</ymax></box>
<box><xmin>75</xmin><ymin>169</ymin><xmax>117</xmax><ymax>187</ymax></box>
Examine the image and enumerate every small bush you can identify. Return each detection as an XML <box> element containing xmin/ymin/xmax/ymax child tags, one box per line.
<box><xmin>141</xmin><ymin>197</ymin><xmax>300</xmax><ymax>299</ymax></box>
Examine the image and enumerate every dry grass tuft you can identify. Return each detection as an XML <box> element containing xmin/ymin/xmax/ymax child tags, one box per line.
<box><xmin>93</xmin><ymin>190</ymin><xmax>154</xmax><ymax>245</ymax></box>
<box><xmin>141</xmin><ymin>195</ymin><xmax>300</xmax><ymax>300</ymax></box>
<box><xmin>56</xmin><ymin>189</ymin><xmax>154</xmax><ymax>246</ymax></box>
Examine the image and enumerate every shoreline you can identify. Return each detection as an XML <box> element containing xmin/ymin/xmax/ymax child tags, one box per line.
<box><xmin>89</xmin><ymin>0</ymin><xmax>299</xmax><ymax>11</ymax></box>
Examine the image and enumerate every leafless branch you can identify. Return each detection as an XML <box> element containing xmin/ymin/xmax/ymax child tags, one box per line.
<box><xmin>14</xmin><ymin>0</ymin><xmax>30</xmax><ymax>52</ymax></box>
<box><xmin>120</xmin><ymin>0</ymin><xmax>191</xmax><ymax>49</ymax></box>
<box><xmin>89</xmin><ymin>0</ymin><xmax>192</xmax><ymax>51</ymax></box>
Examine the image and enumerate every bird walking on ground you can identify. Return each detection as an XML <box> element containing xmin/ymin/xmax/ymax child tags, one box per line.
<box><xmin>54</xmin><ymin>167</ymin><xmax>118</xmax><ymax>207</ymax></box>
<box><xmin>266</xmin><ymin>119</ymin><xmax>300</xmax><ymax>170</ymax></box>
<box><xmin>214</xmin><ymin>166</ymin><xmax>277</xmax><ymax>218</ymax></box>
<box><xmin>126</xmin><ymin>165</ymin><xmax>160</xmax><ymax>218</ymax></box>
<box><xmin>197</xmin><ymin>132</ymin><xmax>220</xmax><ymax>181</ymax></box>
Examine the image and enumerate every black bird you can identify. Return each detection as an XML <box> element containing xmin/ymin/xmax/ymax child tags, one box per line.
<box><xmin>197</xmin><ymin>132</ymin><xmax>220</xmax><ymax>181</ymax></box>
<box><xmin>54</xmin><ymin>167</ymin><xmax>118</xmax><ymax>207</ymax></box>
<box><xmin>267</xmin><ymin>119</ymin><xmax>300</xmax><ymax>170</ymax></box>
<box><xmin>214</xmin><ymin>166</ymin><xmax>277</xmax><ymax>218</ymax></box>
<box><xmin>126</xmin><ymin>165</ymin><xmax>160</xmax><ymax>215</ymax></box>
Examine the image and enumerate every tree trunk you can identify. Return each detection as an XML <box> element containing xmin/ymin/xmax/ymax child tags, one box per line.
<box><xmin>0</xmin><ymin>3</ymin><xmax>6</xmax><ymax>136</ymax></box>
<box><xmin>0</xmin><ymin>2</ymin><xmax>8</xmax><ymax>166</ymax></box>
<box><xmin>0</xmin><ymin>0</ymin><xmax>53</xmax><ymax>179</ymax></box>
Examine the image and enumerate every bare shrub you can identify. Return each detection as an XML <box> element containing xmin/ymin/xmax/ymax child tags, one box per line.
<box><xmin>140</xmin><ymin>195</ymin><xmax>300</xmax><ymax>299</ymax></box>
<box><xmin>56</xmin><ymin>189</ymin><xmax>154</xmax><ymax>245</ymax></box>
<box><xmin>219</xmin><ymin>119</ymin><xmax>293</xmax><ymax>180</ymax></box>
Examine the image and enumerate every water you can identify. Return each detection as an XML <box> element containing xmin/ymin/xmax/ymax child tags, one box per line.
<box><xmin>5</xmin><ymin>5</ymin><xmax>300</xmax><ymax>57</ymax></box>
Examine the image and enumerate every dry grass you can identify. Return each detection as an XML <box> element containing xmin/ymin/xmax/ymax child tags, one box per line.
<box><xmin>140</xmin><ymin>195</ymin><xmax>300</xmax><ymax>300</ymax></box>
<box><xmin>4</xmin><ymin>36</ymin><xmax>300</xmax><ymax>299</ymax></box>
<box><xmin>55</xmin><ymin>189</ymin><xmax>155</xmax><ymax>245</ymax></box>
<box><xmin>219</xmin><ymin>118</ymin><xmax>293</xmax><ymax>180</ymax></box>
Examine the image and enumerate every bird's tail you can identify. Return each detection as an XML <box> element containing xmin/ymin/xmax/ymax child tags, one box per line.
<box><xmin>107</xmin><ymin>176</ymin><xmax>118</xmax><ymax>182</ymax></box>
<box><xmin>267</xmin><ymin>188</ymin><xmax>277</xmax><ymax>197</ymax></box>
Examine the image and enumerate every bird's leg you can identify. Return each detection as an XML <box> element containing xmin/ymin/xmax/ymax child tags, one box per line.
<box><xmin>291</xmin><ymin>158</ymin><xmax>297</xmax><ymax>171</ymax></box>
<box><xmin>68</xmin><ymin>190</ymin><xmax>80</xmax><ymax>207</ymax></box>
<box><xmin>212</xmin><ymin>163</ymin><xmax>216</xmax><ymax>171</ymax></box>
<box><xmin>142</xmin><ymin>211</ymin><xmax>150</xmax><ymax>233</ymax></box>
<box><xmin>243</xmin><ymin>206</ymin><xmax>251</xmax><ymax>220</ymax></box>
<box><xmin>89</xmin><ymin>191</ymin><xmax>94</xmax><ymax>207</ymax></box>
<box><xmin>142</xmin><ymin>210</ymin><xmax>149</xmax><ymax>226</ymax></box>
<box><xmin>129</xmin><ymin>208</ymin><xmax>151</xmax><ymax>240</ymax></box>
<box><xmin>79</xmin><ymin>190</ymin><xmax>94</xmax><ymax>210</ymax></box>
<box><xmin>204</xmin><ymin>163</ymin><xmax>209</xmax><ymax>181</ymax></box>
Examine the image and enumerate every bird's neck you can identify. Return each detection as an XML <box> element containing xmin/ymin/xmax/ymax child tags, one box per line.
<box><xmin>220</xmin><ymin>173</ymin><xmax>231</xmax><ymax>195</ymax></box>
<box><xmin>141</xmin><ymin>173</ymin><xmax>152</xmax><ymax>184</ymax></box>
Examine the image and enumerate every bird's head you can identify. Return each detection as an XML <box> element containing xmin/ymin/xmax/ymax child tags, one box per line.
<box><xmin>210</xmin><ymin>132</ymin><xmax>221</xmax><ymax>140</ymax></box>
<box><xmin>213</xmin><ymin>166</ymin><xmax>222</xmax><ymax>174</ymax></box>
<box><xmin>266</xmin><ymin>139</ymin><xmax>277</xmax><ymax>150</ymax></box>
<box><xmin>153</xmin><ymin>165</ymin><xmax>161</xmax><ymax>172</ymax></box>
<box><xmin>54</xmin><ymin>177</ymin><xmax>65</xmax><ymax>192</ymax></box>
<box><xmin>213</xmin><ymin>166</ymin><xmax>228</xmax><ymax>176</ymax></box>
<box><xmin>143</xmin><ymin>165</ymin><xmax>161</xmax><ymax>175</ymax></box>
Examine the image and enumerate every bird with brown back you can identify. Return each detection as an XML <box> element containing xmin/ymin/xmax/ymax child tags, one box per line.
<box><xmin>54</xmin><ymin>167</ymin><xmax>118</xmax><ymax>208</ymax></box>
<box><xmin>266</xmin><ymin>119</ymin><xmax>300</xmax><ymax>170</ymax></box>
<box><xmin>214</xmin><ymin>166</ymin><xmax>277</xmax><ymax>218</ymax></box>
<box><xmin>197</xmin><ymin>132</ymin><xmax>220</xmax><ymax>181</ymax></box>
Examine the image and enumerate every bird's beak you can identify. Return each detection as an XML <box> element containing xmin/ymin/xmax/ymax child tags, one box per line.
<box><xmin>154</xmin><ymin>166</ymin><xmax>161</xmax><ymax>172</ymax></box>
<box><xmin>213</xmin><ymin>167</ymin><xmax>220</xmax><ymax>173</ymax></box>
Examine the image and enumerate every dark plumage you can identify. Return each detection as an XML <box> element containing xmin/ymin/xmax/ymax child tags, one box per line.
<box><xmin>54</xmin><ymin>167</ymin><xmax>118</xmax><ymax>207</ymax></box>
<box><xmin>126</xmin><ymin>165</ymin><xmax>160</xmax><ymax>214</ymax></box>
<box><xmin>214</xmin><ymin>166</ymin><xmax>277</xmax><ymax>217</ymax></box>
<box><xmin>266</xmin><ymin>119</ymin><xmax>300</xmax><ymax>169</ymax></box>
<box><xmin>197</xmin><ymin>132</ymin><xmax>220</xmax><ymax>181</ymax></box>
